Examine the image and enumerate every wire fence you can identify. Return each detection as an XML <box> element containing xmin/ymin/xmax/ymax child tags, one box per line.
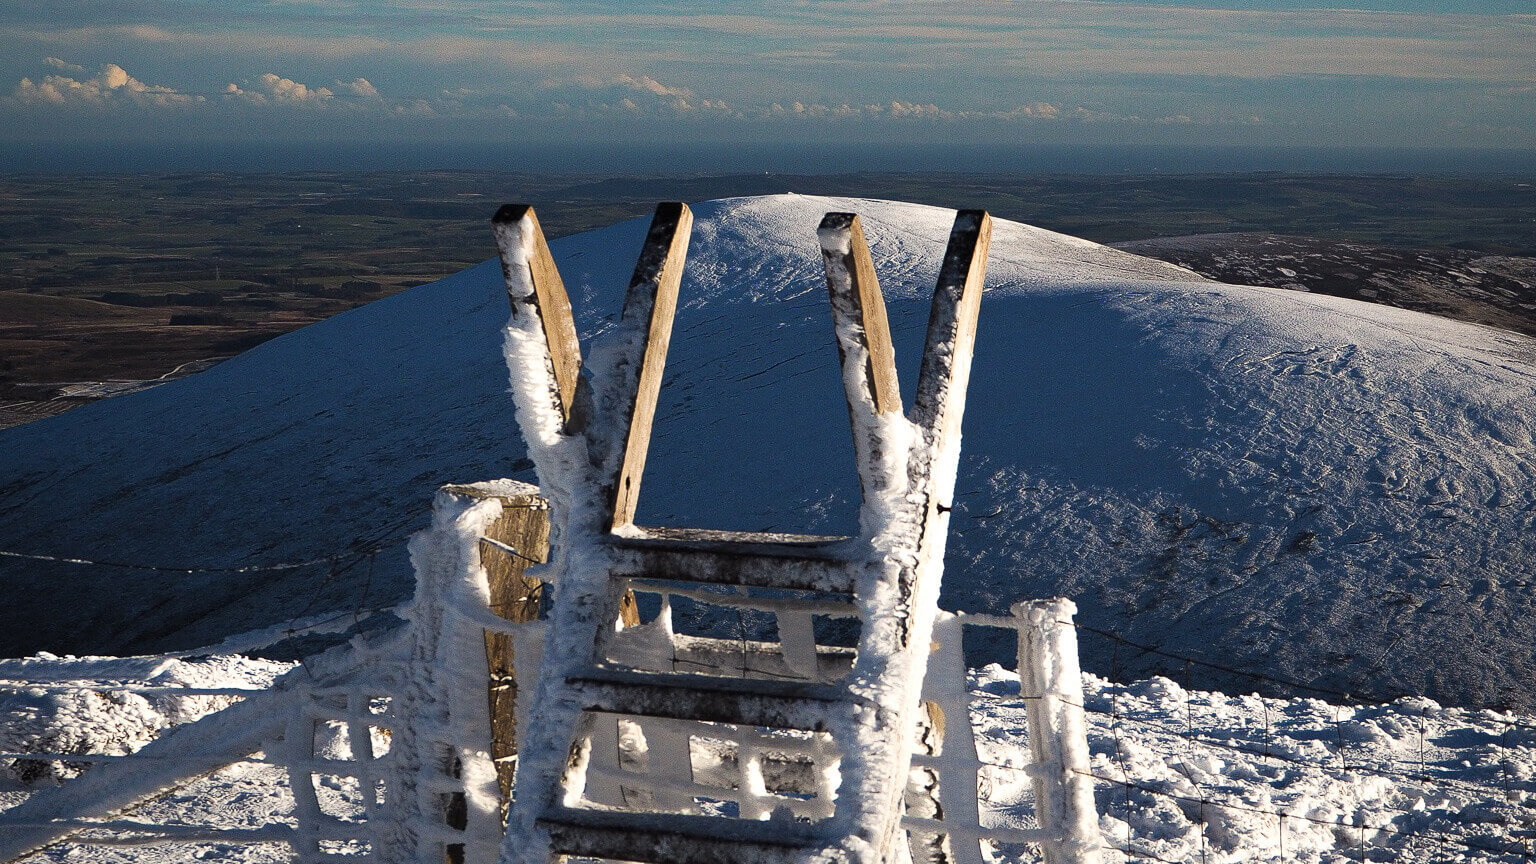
<box><xmin>0</xmin><ymin>510</ymin><xmax>427</xmax><ymax>659</ymax></box>
<box><xmin>0</xmin><ymin>507</ymin><xmax>422</xmax><ymax>577</ymax></box>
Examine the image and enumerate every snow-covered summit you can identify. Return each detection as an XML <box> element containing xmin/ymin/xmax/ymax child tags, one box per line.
<box><xmin>2</xmin><ymin>194</ymin><xmax>1534</xmax><ymax>709</ymax></box>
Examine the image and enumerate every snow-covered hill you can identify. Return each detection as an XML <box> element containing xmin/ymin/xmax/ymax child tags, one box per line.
<box><xmin>2</xmin><ymin>194</ymin><xmax>1534</xmax><ymax>710</ymax></box>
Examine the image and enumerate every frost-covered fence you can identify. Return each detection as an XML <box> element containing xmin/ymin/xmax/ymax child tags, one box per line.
<box><xmin>0</xmin><ymin>644</ymin><xmax>412</xmax><ymax>862</ymax></box>
<box><xmin>907</xmin><ymin>604</ymin><xmax>1102</xmax><ymax>864</ymax></box>
<box><xmin>0</xmin><ymin>480</ymin><xmax>546</xmax><ymax>864</ymax></box>
<box><xmin>0</xmin><ymin>467</ymin><xmax>1140</xmax><ymax>864</ymax></box>
<box><xmin>437</xmin><ymin>480</ymin><xmax>551</xmax><ymax>811</ymax></box>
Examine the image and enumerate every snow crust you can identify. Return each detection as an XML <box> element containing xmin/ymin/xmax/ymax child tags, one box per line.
<box><xmin>972</xmin><ymin>666</ymin><xmax>1536</xmax><ymax>864</ymax></box>
<box><xmin>2</xmin><ymin>193</ymin><xmax>1535</xmax><ymax>713</ymax></box>
<box><xmin>0</xmin><ymin>655</ymin><xmax>289</xmax><ymax>786</ymax></box>
<box><xmin>10</xmin><ymin>653</ymin><xmax>1536</xmax><ymax>863</ymax></box>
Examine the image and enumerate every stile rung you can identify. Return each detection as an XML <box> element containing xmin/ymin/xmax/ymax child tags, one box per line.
<box><xmin>542</xmin><ymin>806</ymin><xmax>826</xmax><ymax>864</ymax></box>
<box><xmin>567</xmin><ymin>668</ymin><xmax>853</xmax><ymax>731</ymax></box>
<box><xmin>609</xmin><ymin>530</ymin><xmax>857</xmax><ymax>595</ymax></box>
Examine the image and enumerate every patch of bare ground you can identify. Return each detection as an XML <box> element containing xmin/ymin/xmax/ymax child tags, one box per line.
<box><xmin>0</xmin><ymin>291</ymin><xmax>310</xmax><ymax>428</ymax></box>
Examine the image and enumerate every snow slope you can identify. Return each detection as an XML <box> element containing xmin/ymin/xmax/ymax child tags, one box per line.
<box><xmin>2</xmin><ymin>194</ymin><xmax>1535</xmax><ymax>710</ymax></box>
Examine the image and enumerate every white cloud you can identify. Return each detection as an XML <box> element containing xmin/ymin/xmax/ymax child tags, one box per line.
<box><xmin>224</xmin><ymin>72</ymin><xmax>334</xmax><ymax>106</ymax></box>
<box><xmin>753</xmin><ymin>97</ymin><xmax>1256</xmax><ymax>129</ymax></box>
<box><xmin>994</xmin><ymin>102</ymin><xmax>1061</xmax><ymax>120</ymax></box>
<box><xmin>394</xmin><ymin>98</ymin><xmax>434</xmax><ymax>116</ymax></box>
<box><xmin>43</xmin><ymin>57</ymin><xmax>84</xmax><ymax>75</ymax></box>
<box><xmin>335</xmin><ymin>77</ymin><xmax>379</xmax><ymax>99</ymax></box>
<box><xmin>10</xmin><ymin>61</ymin><xmax>201</xmax><ymax>107</ymax></box>
<box><xmin>886</xmin><ymin>100</ymin><xmax>947</xmax><ymax>119</ymax></box>
<box><xmin>765</xmin><ymin>99</ymin><xmax>1065</xmax><ymax>123</ymax></box>
<box><xmin>532</xmin><ymin>73</ymin><xmax>738</xmax><ymax>117</ymax></box>
<box><xmin>772</xmin><ymin>99</ymin><xmax>953</xmax><ymax>120</ymax></box>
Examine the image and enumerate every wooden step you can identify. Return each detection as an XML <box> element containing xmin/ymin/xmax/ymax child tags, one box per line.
<box><xmin>567</xmin><ymin>667</ymin><xmax>855</xmax><ymax>731</ymax></box>
<box><xmin>542</xmin><ymin>806</ymin><xmax>829</xmax><ymax>864</ymax></box>
<box><xmin>608</xmin><ymin>526</ymin><xmax>856</xmax><ymax>594</ymax></box>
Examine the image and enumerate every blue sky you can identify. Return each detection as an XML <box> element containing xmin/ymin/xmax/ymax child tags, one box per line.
<box><xmin>2</xmin><ymin>1</ymin><xmax>1532</xmax><ymax>170</ymax></box>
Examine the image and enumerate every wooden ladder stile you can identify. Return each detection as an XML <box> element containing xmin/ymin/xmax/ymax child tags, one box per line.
<box><xmin>493</xmin><ymin>202</ymin><xmax>992</xmax><ymax>864</ymax></box>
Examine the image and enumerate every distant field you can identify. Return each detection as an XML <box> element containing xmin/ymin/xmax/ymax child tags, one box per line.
<box><xmin>2</xmin><ymin>170</ymin><xmax>1533</xmax><ymax>423</ymax></box>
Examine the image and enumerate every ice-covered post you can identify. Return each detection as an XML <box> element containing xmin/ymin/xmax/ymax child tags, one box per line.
<box><xmin>1016</xmin><ymin>598</ymin><xmax>1102</xmax><ymax>864</ymax></box>
<box><xmin>397</xmin><ymin>485</ymin><xmax>514</xmax><ymax>864</ymax></box>
<box><xmin>442</xmin><ymin>481</ymin><xmax>552</xmax><ymax>813</ymax></box>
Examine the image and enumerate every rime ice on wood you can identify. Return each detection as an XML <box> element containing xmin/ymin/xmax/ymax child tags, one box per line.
<box><xmin>1017</xmin><ymin>598</ymin><xmax>1102</xmax><ymax>864</ymax></box>
<box><xmin>492</xmin><ymin>202</ymin><xmax>996</xmax><ymax>864</ymax></box>
<box><xmin>0</xmin><ymin>494</ymin><xmax>537</xmax><ymax>864</ymax></box>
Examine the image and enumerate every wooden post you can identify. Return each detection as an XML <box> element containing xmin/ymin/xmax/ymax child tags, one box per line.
<box><xmin>819</xmin><ymin>211</ymin><xmax>905</xmax><ymax>510</ymax></box>
<box><xmin>492</xmin><ymin>204</ymin><xmax>587</xmax><ymax>434</ymax></box>
<box><xmin>1015</xmin><ymin>598</ymin><xmax>1102</xmax><ymax>864</ymax></box>
<box><xmin>442</xmin><ymin>481</ymin><xmax>640</xmax><ymax>818</ymax></box>
<box><xmin>606</xmin><ymin>202</ymin><xmax>693</xmax><ymax>531</ymax></box>
<box><xmin>818</xmin><ymin>212</ymin><xmax>902</xmax><ymax>417</ymax></box>
<box><xmin>914</xmin><ymin>210</ymin><xmax>991</xmax><ymax>449</ymax></box>
<box><xmin>443</xmin><ymin>482</ymin><xmax>552</xmax><ymax>815</ymax></box>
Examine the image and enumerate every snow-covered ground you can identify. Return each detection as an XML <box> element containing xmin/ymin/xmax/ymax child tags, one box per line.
<box><xmin>979</xmin><ymin>665</ymin><xmax>1536</xmax><ymax>863</ymax></box>
<box><xmin>5</xmin><ymin>651</ymin><xmax>1536</xmax><ymax>863</ymax></box>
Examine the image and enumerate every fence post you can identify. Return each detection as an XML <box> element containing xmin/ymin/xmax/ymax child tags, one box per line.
<box><xmin>442</xmin><ymin>481</ymin><xmax>640</xmax><ymax>819</ymax></box>
<box><xmin>1015</xmin><ymin>598</ymin><xmax>1102</xmax><ymax>864</ymax></box>
<box><xmin>913</xmin><ymin>611</ymin><xmax>991</xmax><ymax>864</ymax></box>
<box><xmin>441</xmin><ymin>482</ymin><xmax>551</xmax><ymax>814</ymax></box>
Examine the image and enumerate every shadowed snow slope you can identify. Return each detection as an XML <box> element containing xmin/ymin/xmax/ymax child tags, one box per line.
<box><xmin>2</xmin><ymin>194</ymin><xmax>1535</xmax><ymax>709</ymax></box>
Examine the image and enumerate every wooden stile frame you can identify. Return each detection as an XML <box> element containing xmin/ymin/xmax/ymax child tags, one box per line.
<box><xmin>604</xmin><ymin>202</ymin><xmax>693</xmax><ymax>531</ymax></box>
<box><xmin>493</xmin><ymin>201</ymin><xmax>693</xmax><ymax>530</ymax></box>
<box><xmin>915</xmin><ymin>210</ymin><xmax>992</xmax><ymax>455</ymax></box>
<box><xmin>818</xmin><ymin>212</ymin><xmax>902</xmax><ymax>418</ymax></box>
<box><xmin>492</xmin><ymin>204</ymin><xmax>587</xmax><ymax>434</ymax></box>
<box><xmin>492</xmin><ymin>201</ymin><xmax>997</xmax><ymax>864</ymax></box>
<box><xmin>496</xmin><ymin>202</ymin><xmax>991</xmax><ymax>537</ymax></box>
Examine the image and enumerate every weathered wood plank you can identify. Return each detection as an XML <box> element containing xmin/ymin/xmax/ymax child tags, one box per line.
<box><xmin>607</xmin><ymin>201</ymin><xmax>693</xmax><ymax>530</ymax></box>
<box><xmin>492</xmin><ymin>204</ymin><xmax>586</xmax><ymax>433</ymax></box>
<box><xmin>819</xmin><ymin>212</ymin><xmax>902</xmax><ymax>416</ymax></box>
<box><xmin>565</xmin><ymin>669</ymin><xmax>847</xmax><ymax>731</ymax></box>
<box><xmin>444</xmin><ymin>482</ymin><xmax>551</xmax><ymax>814</ymax></box>
<box><xmin>444</xmin><ymin>481</ymin><xmax>643</xmax><ymax>814</ymax></box>
<box><xmin>542</xmin><ymin>806</ymin><xmax>821</xmax><ymax>864</ymax></box>
<box><xmin>913</xmin><ymin>211</ymin><xmax>991</xmax><ymax>446</ymax></box>
<box><xmin>606</xmin><ymin>527</ymin><xmax>856</xmax><ymax>594</ymax></box>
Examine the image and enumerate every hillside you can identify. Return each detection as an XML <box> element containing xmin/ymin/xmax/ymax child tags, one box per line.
<box><xmin>1116</xmin><ymin>233</ymin><xmax>1536</xmax><ymax>337</ymax></box>
<box><xmin>1</xmin><ymin>194</ymin><xmax>1534</xmax><ymax>710</ymax></box>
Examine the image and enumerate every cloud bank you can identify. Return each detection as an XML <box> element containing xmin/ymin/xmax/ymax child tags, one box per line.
<box><xmin>11</xmin><ymin>61</ymin><xmax>201</xmax><ymax>107</ymax></box>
